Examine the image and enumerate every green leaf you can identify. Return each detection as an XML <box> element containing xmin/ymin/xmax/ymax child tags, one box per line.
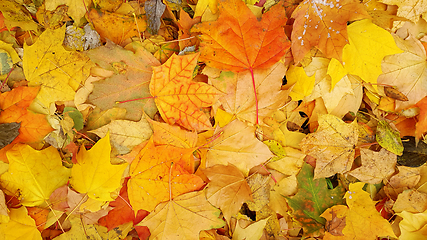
<box><xmin>286</xmin><ymin>163</ymin><xmax>345</xmax><ymax>237</ymax></box>
<box><xmin>376</xmin><ymin>120</ymin><xmax>403</xmax><ymax>156</ymax></box>
<box><xmin>64</xmin><ymin>107</ymin><xmax>84</xmax><ymax>131</ymax></box>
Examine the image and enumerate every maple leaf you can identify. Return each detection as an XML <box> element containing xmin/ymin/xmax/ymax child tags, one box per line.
<box><xmin>70</xmin><ymin>133</ymin><xmax>128</xmax><ymax>202</ymax></box>
<box><xmin>45</xmin><ymin>0</ymin><xmax>91</xmax><ymax>26</ymax></box>
<box><xmin>206</xmin><ymin>119</ymin><xmax>274</xmax><ymax>175</ymax></box>
<box><xmin>349</xmin><ymin>148</ymin><xmax>397</xmax><ymax>184</ymax></box>
<box><xmin>0</xmin><ymin>206</ymin><xmax>42</xmax><ymax>240</ymax></box>
<box><xmin>233</xmin><ymin>217</ymin><xmax>270</xmax><ymax>240</ymax></box>
<box><xmin>192</xmin><ymin>0</ymin><xmax>290</xmax><ymax>123</ymax></box>
<box><xmin>300</xmin><ymin>114</ymin><xmax>358</xmax><ymax>178</ymax></box>
<box><xmin>148</xmin><ymin>117</ymin><xmax>198</xmax><ymax>148</ymax></box>
<box><xmin>86</xmin><ymin>41</ymin><xmax>160</xmax><ymax>121</ymax></box>
<box><xmin>321</xmin><ymin>182</ymin><xmax>396</xmax><ymax>239</ymax></box>
<box><xmin>23</xmin><ymin>26</ymin><xmax>94</xmax><ymax>109</ymax></box>
<box><xmin>87</xmin><ymin>9</ymin><xmax>147</xmax><ymax>46</ymax></box>
<box><xmin>397</xmin><ymin>209</ymin><xmax>427</xmax><ymax>239</ymax></box>
<box><xmin>209</xmin><ymin>62</ymin><xmax>291</xmax><ymax>125</ymax></box>
<box><xmin>150</xmin><ymin>53</ymin><xmax>223</xmax><ymax>131</ymax></box>
<box><xmin>378</xmin><ymin>35</ymin><xmax>427</xmax><ymax>110</ymax></box>
<box><xmin>203</xmin><ymin>164</ymin><xmax>252</xmax><ymax>223</ymax></box>
<box><xmin>137</xmin><ymin>190</ymin><xmax>225</xmax><ymax>240</ymax></box>
<box><xmin>416</xmin><ymin>96</ymin><xmax>427</xmax><ymax>139</ymax></box>
<box><xmin>379</xmin><ymin>0</ymin><xmax>427</xmax><ymax>25</ymax></box>
<box><xmin>99</xmin><ymin>179</ymin><xmax>149</xmax><ymax>231</ymax></box>
<box><xmin>89</xmin><ymin>117</ymin><xmax>153</xmax><ymax>155</ymax></box>
<box><xmin>0</xmin><ymin>144</ymin><xmax>70</xmax><ymax>207</ymax></box>
<box><xmin>291</xmin><ymin>0</ymin><xmax>370</xmax><ymax>62</ymax></box>
<box><xmin>128</xmin><ymin>138</ymin><xmax>204</xmax><ymax>212</ymax></box>
<box><xmin>178</xmin><ymin>11</ymin><xmax>201</xmax><ymax>51</ymax></box>
<box><xmin>286</xmin><ymin>64</ymin><xmax>316</xmax><ymax>101</ymax></box>
<box><xmin>342</xmin><ymin>19</ymin><xmax>403</xmax><ymax>90</ymax></box>
<box><xmin>286</xmin><ymin>163</ymin><xmax>345</xmax><ymax>237</ymax></box>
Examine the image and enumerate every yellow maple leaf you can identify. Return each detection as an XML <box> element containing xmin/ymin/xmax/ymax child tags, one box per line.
<box><xmin>45</xmin><ymin>0</ymin><xmax>92</xmax><ymax>26</ymax></box>
<box><xmin>342</xmin><ymin>19</ymin><xmax>402</xmax><ymax>91</ymax></box>
<box><xmin>23</xmin><ymin>26</ymin><xmax>94</xmax><ymax>110</ymax></box>
<box><xmin>137</xmin><ymin>190</ymin><xmax>225</xmax><ymax>240</ymax></box>
<box><xmin>0</xmin><ymin>144</ymin><xmax>71</xmax><ymax>207</ymax></box>
<box><xmin>0</xmin><ymin>206</ymin><xmax>42</xmax><ymax>240</ymax></box>
<box><xmin>70</xmin><ymin>133</ymin><xmax>128</xmax><ymax>201</ymax></box>
<box><xmin>398</xmin><ymin>209</ymin><xmax>427</xmax><ymax>239</ymax></box>
<box><xmin>321</xmin><ymin>182</ymin><xmax>396</xmax><ymax>239</ymax></box>
<box><xmin>286</xmin><ymin>64</ymin><xmax>316</xmax><ymax>101</ymax></box>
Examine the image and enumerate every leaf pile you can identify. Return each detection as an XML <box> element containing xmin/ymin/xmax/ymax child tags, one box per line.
<box><xmin>1</xmin><ymin>0</ymin><xmax>427</xmax><ymax>239</ymax></box>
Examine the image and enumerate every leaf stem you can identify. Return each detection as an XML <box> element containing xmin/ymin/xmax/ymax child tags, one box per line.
<box><xmin>249</xmin><ymin>68</ymin><xmax>259</xmax><ymax>124</ymax></box>
<box><xmin>0</xmin><ymin>67</ymin><xmax>13</xmax><ymax>91</ymax></box>
<box><xmin>115</xmin><ymin>96</ymin><xmax>155</xmax><ymax>104</ymax></box>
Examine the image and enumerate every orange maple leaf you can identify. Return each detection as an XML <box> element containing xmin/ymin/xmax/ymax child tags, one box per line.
<box><xmin>150</xmin><ymin>53</ymin><xmax>223</xmax><ymax>131</ymax></box>
<box><xmin>291</xmin><ymin>0</ymin><xmax>370</xmax><ymax>62</ymax></box>
<box><xmin>0</xmin><ymin>87</ymin><xmax>53</xmax><ymax>162</ymax></box>
<box><xmin>128</xmin><ymin>138</ymin><xmax>204</xmax><ymax>212</ymax></box>
<box><xmin>192</xmin><ymin>0</ymin><xmax>290</xmax><ymax>124</ymax></box>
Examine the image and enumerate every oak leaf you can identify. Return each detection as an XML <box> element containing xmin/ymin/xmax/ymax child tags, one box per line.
<box><xmin>300</xmin><ymin>114</ymin><xmax>358</xmax><ymax>178</ymax></box>
<box><xmin>128</xmin><ymin>138</ymin><xmax>204</xmax><ymax>212</ymax></box>
<box><xmin>86</xmin><ymin>41</ymin><xmax>160</xmax><ymax>121</ymax></box>
<box><xmin>349</xmin><ymin>148</ymin><xmax>397</xmax><ymax>184</ymax></box>
<box><xmin>0</xmin><ymin>144</ymin><xmax>70</xmax><ymax>207</ymax></box>
<box><xmin>70</xmin><ymin>133</ymin><xmax>128</xmax><ymax>202</ymax></box>
<box><xmin>321</xmin><ymin>182</ymin><xmax>396</xmax><ymax>239</ymax></box>
<box><xmin>150</xmin><ymin>53</ymin><xmax>223</xmax><ymax>131</ymax></box>
<box><xmin>291</xmin><ymin>0</ymin><xmax>370</xmax><ymax>62</ymax></box>
<box><xmin>378</xmin><ymin>35</ymin><xmax>427</xmax><ymax>110</ymax></box>
<box><xmin>206</xmin><ymin>119</ymin><xmax>274</xmax><ymax>175</ymax></box>
<box><xmin>203</xmin><ymin>164</ymin><xmax>252</xmax><ymax>223</ymax></box>
<box><xmin>137</xmin><ymin>190</ymin><xmax>225</xmax><ymax>240</ymax></box>
<box><xmin>23</xmin><ymin>26</ymin><xmax>94</xmax><ymax>109</ymax></box>
<box><xmin>286</xmin><ymin>163</ymin><xmax>345</xmax><ymax>237</ymax></box>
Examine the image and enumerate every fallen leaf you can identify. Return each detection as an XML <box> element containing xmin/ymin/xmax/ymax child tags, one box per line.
<box><xmin>286</xmin><ymin>64</ymin><xmax>315</xmax><ymax>101</ymax></box>
<box><xmin>87</xmin><ymin>9</ymin><xmax>147</xmax><ymax>46</ymax></box>
<box><xmin>286</xmin><ymin>163</ymin><xmax>345</xmax><ymax>237</ymax></box>
<box><xmin>0</xmin><ymin>190</ymin><xmax>8</xmax><ymax>223</ymax></box>
<box><xmin>322</xmin><ymin>182</ymin><xmax>396</xmax><ymax>239</ymax></box>
<box><xmin>415</xmin><ymin>96</ymin><xmax>427</xmax><ymax>139</ymax></box>
<box><xmin>192</xmin><ymin>0</ymin><xmax>290</xmax><ymax>123</ymax></box>
<box><xmin>70</xmin><ymin>133</ymin><xmax>128</xmax><ymax>202</ymax></box>
<box><xmin>149</xmin><ymin>117</ymin><xmax>198</xmax><ymax>148</ymax></box>
<box><xmin>397</xmin><ymin>209</ymin><xmax>427</xmax><ymax>239</ymax></box>
<box><xmin>300</xmin><ymin>114</ymin><xmax>358</xmax><ymax>179</ymax></box>
<box><xmin>376</xmin><ymin>120</ymin><xmax>404</xmax><ymax>155</ymax></box>
<box><xmin>393</xmin><ymin>189</ymin><xmax>427</xmax><ymax>213</ymax></box>
<box><xmin>0</xmin><ymin>206</ymin><xmax>41</xmax><ymax>240</ymax></box>
<box><xmin>86</xmin><ymin>41</ymin><xmax>160</xmax><ymax>121</ymax></box>
<box><xmin>349</xmin><ymin>148</ymin><xmax>397</xmax><ymax>184</ymax></box>
<box><xmin>0</xmin><ymin>122</ymin><xmax>19</xmax><ymax>149</ymax></box>
<box><xmin>232</xmin><ymin>217</ymin><xmax>269</xmax><ymax>240</ymax></box>
<box><xmin>379</xmin><ymin>0</ymin><xmax>427</xmax><ymax>25</ymax></box>
<box><xmin>291</xmin><ymin>0</ymin><xmax>369</xmax><ymax>62</ymax></box>
<box><xmin>23</xmin><ymin>26</ymin><xmax>94</xmax><ymax>109</ymax></box>
<box><xmin>203</xmin><ymin>164</ymin><xmax>252</xmax><ymax>223</ymax></box>
<box><xmin>206</xmin><ymin>119</ymin><xmax>274</xmax><ymax>175</ymax></box>
<box><xmin>128</xmin><ymin>138</ymin><xmax>204</xmax><ymax>212</ymax></box>
<box><xmin>342</xmin><ymin>19</ymin><xmax>403</xmax><ymax>90</ymax></box>
<box><xmin>145</xmin><ymin>0</ymin><xmax>166</xmax><ymax>35</ymax></box>
<box><xmin>0</xmin><ymin>144</ymin><xmax>70</xmax><ymax>206</ymax></box>
<box><xmin>384</xmin><ymin>166</ymin><xmax>421</xmax><ymax>200</ymax></box>
<box><xmin>89</xmin><ymin>117</ymin><xmax>153</xmax><ymax>155</ymax></box>
<box><xmin>45</xmin><ymin>0</ymin><xmax>92</xmax><ymax>26</ymax></box>
<box><xmin>246</xmin><ymin>173</ymin><xmax>270</xmax><ymax>212</ymax></box>
<box><xmin>150</xmin><ymin>53</ymin><xmax>223</xmax><ymax>131</ymax></box>
<box><xmin>209</xmin><ymin>62</ymin><xmax>290</xmax><ymax>125</ymax></box>
<box><xmin>178</xmin><ymin>11</ymin><xmax>201</xmax><ymax>51</ymax></box>
<box><xmin>98</xmin><ymin>179</ymin><xmax>149</xmax><ymax>231</ymax></box>
<box><xmin>378</xmin><ymin>35</ymin><xmax>427</xmax><ymax>110</ymax></box>
<box><xmin>137</xmin><ymin>190</ymin><xmax>225</xmax><ymax>240</ymax></box>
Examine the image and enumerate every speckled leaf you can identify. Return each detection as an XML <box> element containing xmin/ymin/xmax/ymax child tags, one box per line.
<box><xmin>376</xmin><ymin>120</ymin><xmax>404</xmax><ymax>156</ymax></box>
<box><xmin>286</xmin><ymin>163</ymin><xmax>345</xmax><ymax>237</ymax></box>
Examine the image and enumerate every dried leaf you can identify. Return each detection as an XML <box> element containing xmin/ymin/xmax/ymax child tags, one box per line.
<box><xmin>145</xmin><ymin>0</ymin><xmax>166</xmax><ymax>35</ymax></box>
